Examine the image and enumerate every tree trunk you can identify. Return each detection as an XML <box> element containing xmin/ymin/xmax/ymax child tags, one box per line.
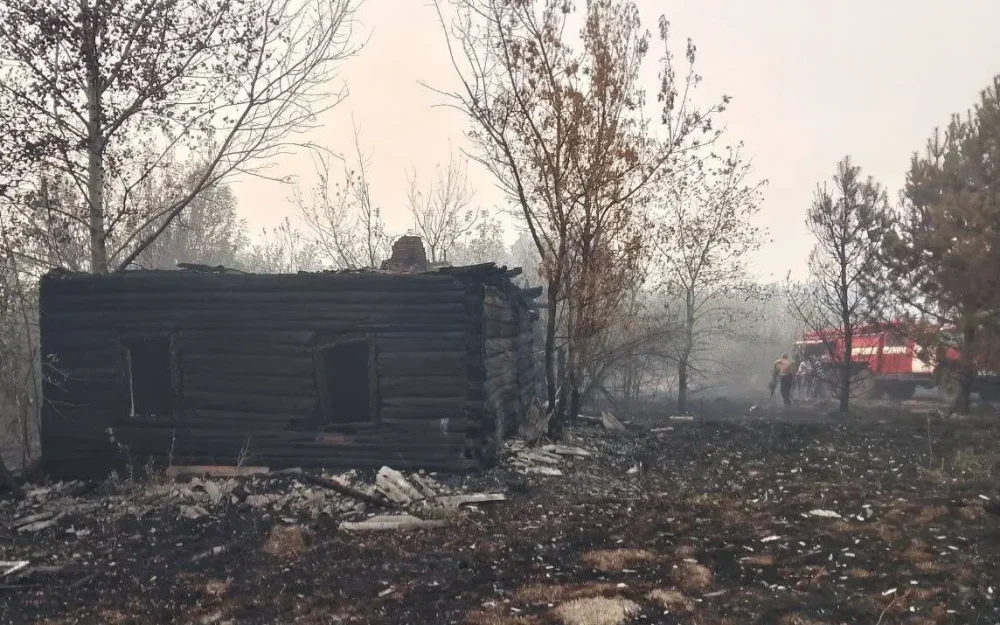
<box><xmin>544</xmin><ymin>286</ymin><xmax>559</xmax><ymax>410</ymax></box>
<box><xmin>84</xmin><ymin>15</ymin><xmax>108</xmax><ymax>274</ymax></box>
<box><xmin>677</xmin><ymin>359</ymin><xmax>688</xmax><ymax>414</ymax></box>
<box><xmin>838</xmin><ymin>330</ymin><xmax>852</xmax><ymax>414</ymax></box>
<box><xmin>957</xmin><ymin>325</ymin><xmax>976</xmax><ymax>414</ymax></box>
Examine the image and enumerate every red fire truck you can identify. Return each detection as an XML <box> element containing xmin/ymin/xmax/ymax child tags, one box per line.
<box><xmin>794</xmin><ymin>321</ymin><xmax>1000</xmax><ymax>401</ymax></box>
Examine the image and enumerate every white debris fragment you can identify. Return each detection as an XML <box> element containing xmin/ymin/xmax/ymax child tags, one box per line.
<box><xmin>882</xmin><ymin>588</ymin><xmax>897</xmax><ymax>596</ymax></box>
<box><xmin>761</xmin><ymin>535</ymin><xmax>780</xmax><ymax>543</ymax></box>
<box><xmin>524</xmin><ymin>466</ymin><xmax>563</xmax><ymax>477</ymax></box>
<box><xmin>339</xmin><ymin>514</ymin><xmax>449</xmax><ymax>531</ymax></box>
<box><xmin>180</xmin><ymin>505</ymin><xmax>209</xmax><ymax>520</ymax></box>
<box><xmin>808</xmin><ymin>509</ymin><xmax>841</xmax><ymax>519</ymax></box>
<box><xmin>540</xmin><ymin>444</ymin><xmax>592</xmax><ymax>458</ymax></box>
<box><xmin>375</xmin><ymin>466</ymin><xmax>425</xmax><ymax>505</ymax></box>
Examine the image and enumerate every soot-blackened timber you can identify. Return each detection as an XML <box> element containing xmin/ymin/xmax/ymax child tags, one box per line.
<box><xmin>39</xmin><ymin>262</ymin><xmax>538</xmax><ymax>479</ymax></box>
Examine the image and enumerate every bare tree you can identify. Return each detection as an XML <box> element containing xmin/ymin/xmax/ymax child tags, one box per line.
<box><xmin>129</xmin><ymin>164</ymin><xmax>250</xmax><ymax>270</ymax></box>
<box><xmin>243</xmin><ymin>218</ymin><xmax>321</xmax><ymax>274</ymax></box>
<box><xmin>407</xmin><ymin>151</ymin><xmax>480</xmax><ymax>263</ymax></box>
<box><xmin>432</xmin><ymin>0</ymin><xmax>725</xmax><ymax>431</ymax></box>
<box><xmin>789</xmin><ymin>157</ymin><xmax>889</xmax><ymax>414</ymax></box>
<box><xmin>0</xmin><ymin>0</ymin><xmax>359</xmax><ymax>273</ymax></box>
<box><xmin>654</xmin><ymin>147</ymin><xmax>767</xmax><ymax>413</ymax></box>
<box><xmin>448</xmin><ymin>214</ymin><xmax>508</xmax><ymax>266</ymax></box>
<box><xmin>298</xmin><ymin>126</ymin><xmax>392</xmax><ymax>269</ymax></box>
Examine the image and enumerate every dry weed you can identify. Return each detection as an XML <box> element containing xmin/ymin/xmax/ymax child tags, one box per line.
<box><xmin>646</xmin><ymin>589</ymin><xmax>694</xmax><ymax>612</ymax></box>
<box><xmin>743</xmin><ymin>554</ymin><xmax>775</xmax><ymax>566</ymax></box>
<box><xmin>552</xmin><ymin>597</ymin><xmax>640</xmax><ymax>625</ymax></box>
<box><xmin>671</xmin><ymin>561</ymin><xmax>713</xmax><ymax>592</ymax></box>
<box><xmin>579</xmin><ymin>549</ymin><xmax>657</xmax><ymax>572</ymax></box>
<box><xmin>465</xmin><ymin>609</ymin><xmax>540</xmax><ymax>625</ymax></box>
<box><xmin>262</xmin><ymin>524</ymin><xmax>312</xmax><ymax>559</ymax></box>
<box><xmin>516</xmin><ymin>583</ymin><xmax>620</xmax><ymax>604</ymax></box>
<box><xmin>847</xmin><ymin>568</ymin><xmax>873</xmax><ymax>579</ymax></box>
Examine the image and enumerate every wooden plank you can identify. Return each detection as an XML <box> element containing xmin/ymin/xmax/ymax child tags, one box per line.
<box><xmin>182</xmin><ymin>390</ymin><xmax>317</xmax><ymax>413</ymax></box>
<box><xmin>183</xmin><ymin>374</ymin><xmax>317</xmax><ymax>396</ymax></box>
<box><xmin>180</xmin><ymin>354</ymin><xmax>313</xmax><ymax>377</ymax></box>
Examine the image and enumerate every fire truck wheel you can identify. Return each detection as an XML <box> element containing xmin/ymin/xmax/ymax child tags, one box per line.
<box><xmin>979</xmin><ymin>386</ymin><xmax>1000</xmax><ymax>403</ymax></box>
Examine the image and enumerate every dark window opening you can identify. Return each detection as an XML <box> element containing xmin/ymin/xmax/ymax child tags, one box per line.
<box><xmin>317</xmin><ymin>338</ymin><xmax>375</xmax><ymax>426</ymax></box>
<box><xmin>124</xmin><ymin>337</ymin><xmax>174</xmax><ymax>418</ymax></box>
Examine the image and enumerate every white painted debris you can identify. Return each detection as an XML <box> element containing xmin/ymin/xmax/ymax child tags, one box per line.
<box><xmin>435</xmin><ymin>493</ymin><xmax>507</xmax><ymax>508</ymax></box>
<box><xmin>202</xmin><ymin>480</ymin><xmax>223</xmax><ymax>505</ymax></box>
<box><xmin>520</xmin><ymin>450</ymin><xmax>563</xmax><ymax>465</ymax></box>
<box><xmin>339</xmin><ymin>514</ymin><xmax>449</xmax><ymax>531</ymax></box>
<box><xmin>808</xmin><ymin>509</ymin><xmax>842</xmax><ymax>519</ymax></box>
<box><xmin>978</xmin><ymin>494</ymin><xmax>990</xmax><ymax>501</ymax></box>
<box><xmin>180</xmin><ymin>505</ymin><xmax>209</xmax><ymax>520</ymax></box>
<box><xmin>669</xmin><ymin>416</ymin><xmax>694</xmax><ymax>422</ymax></box>
<box><xmin>601</xmin><ymin>411</ymin><xmax>626</xmax><ymax>431</ymax></box>
<box><xmin>524</xmin><ymin>466</ymin><xmax>564</xmax><ymax>477</ymax></box>
<box><xmin>882</xmin><ymin>588</ymin><xmax>897</xmax><ymax>596</ymax></box>
<box><xmin>761</xmin><ymin>535</ymin><xmax>780</xmax><ymax>543</ymax></box>
<box><xmin>0</xmin><ymin>561</ymin><xmax>29</xmax><ymax>579</ymax></box>
<box><xmin>626</xmin><ymin>465</ymin><xmax>640</xmax><ymax>475</ymax></box>
<box><xmin>378</xmin><ymin>587</ymin><xmax>395</xmax><ymax>597</ymax></box>
<box><xmin>375</xmin><ymin>466</ymin><xmax>425</xmax><ymax>505</ymax></box>
<box><xmin>541</xmin><ymin>444</ymin><xmax>592</xmax><ymax>458</ymax></box>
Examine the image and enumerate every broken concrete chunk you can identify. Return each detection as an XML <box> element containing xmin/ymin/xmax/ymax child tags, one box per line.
<box><xmin>409</xmin><ymin>474</ymin><xmax>441</xmax><ymax>499</ymax></box>
<box><xmin>541</xmin><ymin>444</ymin><xmax>591</xmax><ymax>458</ymax></box>
<box><xmin>246</xmin><ymin>494</ymin><xmax>273</xmax><ymax>509</ymax></box>
<box><xmin>339</xmin><ymin>514</ymin><xmax>449</xmax><ymax>531</ymax></box>
<box><xmin>602</xmin><ymin>411</ymin><xmax>626</xmax><ymax>431</ymax></box>
<box><xmin>202</xmin><ymin>480</ymin><xmax>223</xmax><ymax>505</ymax></box>
<box><xmin>375</xmin><ymin>467</ymin><xmax>425</xmax><ymax>505</ymax></box>
<box><xmin>524</xmin><ymin>466</ymin><xmax>563</xmax><ymax>477</ymax></box>
<box><xmin>180</xmin><ymin>505</ymin><xmax>210</xmax><ymax>520</ymax></box>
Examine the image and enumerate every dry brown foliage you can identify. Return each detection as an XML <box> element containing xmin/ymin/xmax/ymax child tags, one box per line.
<box><xmin>262</xmin><ymin>524</ymin><xmax>312</xmax><ymax>559</ymax></box>
<box><xmin>671</xmin><ymin>561</ymin><xmax>714</xmax><ymax>592</ymax></box>
<box><xmin>551</xmin><ymin>597</ymin><xmax>640</xmax><ymax>625</ymax></box>
<box><xmin>579</xmin><ymin>548</ymin><xmax>657</xmax><ymax>572</ymax></box>
<box><xmin>646</xmin><ymin>589</ymin><xmax>694</xmax><ymax>612</ymax></box>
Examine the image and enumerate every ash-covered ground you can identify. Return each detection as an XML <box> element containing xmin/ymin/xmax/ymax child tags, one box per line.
<box><xmin>2</xmin><ymin>404</ymin><xmax>999</xmax><ymax>625</ymax></box>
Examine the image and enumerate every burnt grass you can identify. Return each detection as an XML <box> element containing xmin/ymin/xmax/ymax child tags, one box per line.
<box><xmin>3</xmin><ymin>408</ymin><xmax>1000</xmax><ymax>625</ymax></box>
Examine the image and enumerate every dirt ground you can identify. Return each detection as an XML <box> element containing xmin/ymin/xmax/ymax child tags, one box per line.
<box><xmin>2</xmin><ymin>404</ymin><xmax>1000</xmax><ymax>625</ymax></box>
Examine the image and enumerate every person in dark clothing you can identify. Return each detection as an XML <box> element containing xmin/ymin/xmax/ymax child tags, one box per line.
<box><xmin>773</xmin><ymin>353</ymin><xmax>795</xmax><ymax>406</ymax></box>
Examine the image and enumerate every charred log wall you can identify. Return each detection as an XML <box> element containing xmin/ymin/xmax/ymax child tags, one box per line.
<box><xmin>482</xmin><ymin>284</ymin><xmax>535</xmax><ymax>461</ymax></box>
<box><xmin>39</xmin><ymin>271</ymin><xmax>486</xmax><ymax>479</ymax></box>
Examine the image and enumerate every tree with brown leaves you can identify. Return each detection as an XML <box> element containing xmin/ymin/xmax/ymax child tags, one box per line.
<box><xmin>432</xmin><ymin>0</ymin><xmax>725</xmax><ymax>430</ymax></box>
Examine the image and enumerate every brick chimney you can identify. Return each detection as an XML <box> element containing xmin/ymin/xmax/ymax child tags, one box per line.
<box><xmin>381</xmin><ymin>235</ymin><xmax>428</xmax><ymax>273</ymax></box>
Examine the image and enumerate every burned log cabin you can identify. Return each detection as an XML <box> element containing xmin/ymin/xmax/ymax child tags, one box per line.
<box><xmin>38</xmin><ymin>261</ymin><xmax>538</xmax><ymax>479</ymax></box>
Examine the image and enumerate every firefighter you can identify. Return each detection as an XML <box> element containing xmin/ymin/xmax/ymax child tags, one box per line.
<box><xmin>773</xmin><ymin>353</ymin><xmax>795</xmax><ymax>406</ymax></box>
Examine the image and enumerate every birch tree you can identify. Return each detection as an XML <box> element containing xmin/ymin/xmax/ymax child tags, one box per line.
<box><xmin>655</xmin><ymin>147</ymin><xmax>767</xmax><ymax>414</ymax></box>
<box><xmin>0</xmin><ymin>0</ymin><xmax>358</xmax><ymax>273</ymax></box>
<box><xmin>407</xmin><ymin>151</ymin><xmax>481</xmax><ymax>263</ymax></box>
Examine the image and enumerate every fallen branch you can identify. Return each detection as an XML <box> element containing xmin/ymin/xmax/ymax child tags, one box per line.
<box><xmin>298</xmin><ymin>473</ymin><xmax>388</xmax><ymax>507</ymax></box>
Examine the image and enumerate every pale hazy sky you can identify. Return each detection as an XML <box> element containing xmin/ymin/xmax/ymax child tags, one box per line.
<box><xmin>233</xmin><ymin>0</ymin><xmax>1000</xmax><ymax>280</ymax></box>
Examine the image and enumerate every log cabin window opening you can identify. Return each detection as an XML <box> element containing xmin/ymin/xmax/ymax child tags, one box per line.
<box><xmin>123</xmin><ymin>336</ymin><xmax>175</xmax><ymax>419</ymax></box>
<box><xmin>316</xmin><ymin>337</ymin><xmax>378</xmax><ymax>426</ymax></box>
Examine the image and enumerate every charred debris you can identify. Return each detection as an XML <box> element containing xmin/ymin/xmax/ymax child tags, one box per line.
<box><xmin>38</xmin><ymin>236</ymin><xmax>540</xmax><ymax>479</ymax></box>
